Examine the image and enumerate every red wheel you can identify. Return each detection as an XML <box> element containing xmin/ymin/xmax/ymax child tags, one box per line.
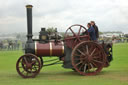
<box><xmin>71</xmin><ymin>41</ymin><xmax>106</xmax><ymax>76</ymax></box>
<box><xmin>64</xmin><ymin>24</ymin><xmax>90</xmax><ymax>48</ymax></box>
<box><xmin>16</xmin><ymin>53</ymin><xmax>41</xmax><ymax>78</ymax></box>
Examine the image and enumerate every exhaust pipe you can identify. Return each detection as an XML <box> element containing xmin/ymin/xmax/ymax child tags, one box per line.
<box><xmin>26</xmin><ymin>5</ymin><xmax>33</xmax><ymax>43</ymax></box>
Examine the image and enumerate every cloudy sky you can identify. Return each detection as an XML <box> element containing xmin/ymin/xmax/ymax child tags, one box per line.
<box><xmin>0</xmin><ymin>0</ymin><xmax>128</xmax><ymax>34</ymax></box>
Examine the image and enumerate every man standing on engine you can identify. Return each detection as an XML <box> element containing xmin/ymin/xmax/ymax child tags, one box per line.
<box><xmin>90</xmin><ymin>21</ymin><xmax>99</xmax><ymax>40</ymax></box>
<box><xmin>87</xmin><ymin>23</ymin><xmax>96</xmax><ymax>41</ymax></box>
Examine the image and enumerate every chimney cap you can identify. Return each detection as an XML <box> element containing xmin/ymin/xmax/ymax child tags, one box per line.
<box><xmin>26</xmin><ymin>5</ymin><xmax>33</xmax><ymax>8</ymax></box>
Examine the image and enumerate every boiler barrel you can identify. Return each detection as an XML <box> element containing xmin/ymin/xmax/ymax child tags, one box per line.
<box><xmin>35</xmin><ymin>41</ymin><xmax>64</xmax><ymax>56</ymax></box>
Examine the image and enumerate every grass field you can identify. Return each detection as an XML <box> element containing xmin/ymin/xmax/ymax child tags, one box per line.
<box><xmin>0</xmin><ymin>43</ymin><xmax>128</xmax><ymax>85</ymax></box>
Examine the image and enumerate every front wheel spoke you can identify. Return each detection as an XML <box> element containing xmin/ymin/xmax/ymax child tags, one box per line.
<box><xmin>31</xmin><ymin>61</ymin><xmax>36</xmax><ymax>64</ymax></box>
<box><xmin>23</xmin><ymin>57</ymin><xmax>28</xmax><ymax>64</ymax></box>
<box><xmin>33</xmin><ymin>68</ymin><xmax>37</xmax><ymax>71</ymax></box>
<box><xmin>26</xmin><ymin>72</ymin><xmax>29</xmax><ymax>76</ymax></box>
<box><xmin>27</xmin><ymin>68</ymin><xmax>30</xmax><ymax>71</ymax></box>
<box><xmin>32</xmin><ymin>68</ymin><xmax>36</xmax><ymax>71</ymax></box>
<box><xmin>33</xmin><ymin>65</ymin><xmax>39</xmax><ymax>68</ymax></box>
<box><xmin>33</xmin><ymin>66</ymin><xmax>38</xmax><ymax>70</ymax></box>
<box><xmin>34</xmin><ymin>63</ymin><xmax>39</xmax><ymax>66</ymax></box>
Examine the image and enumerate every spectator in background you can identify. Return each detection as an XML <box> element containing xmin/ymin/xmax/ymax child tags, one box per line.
<box><xmin>0</xmin><ymin>41</ymin><xmax>3</xmax><ymax>50</ymax></box>
<box><xmin>90</xmin><ymin>21</ymin><xmax>99</xmax><ymax>40</ymax></box>
<box><xmin>87</xmin><ymin>23</ymin><xmax>96</xmax><ymax>41</ymax></box>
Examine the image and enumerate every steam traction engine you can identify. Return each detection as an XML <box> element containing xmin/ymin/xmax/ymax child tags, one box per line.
<box><xmin>16</xmin><ymin>5</ymin><xmax>113</xmax><ymax>78</ymax></box>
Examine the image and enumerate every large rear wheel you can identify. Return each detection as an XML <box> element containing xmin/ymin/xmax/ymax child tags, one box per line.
<box><xmin>71</xmin><ymin>41</ymin><xmax>106</xmax><ymax>76</ymax></box>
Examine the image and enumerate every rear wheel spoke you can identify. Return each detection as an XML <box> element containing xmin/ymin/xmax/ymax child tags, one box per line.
<box><xmin>91</xmin><ymin>62</ymin><xmax>98</xmax><ymax>68</ymax></box>
<box><xmin>86</xmin><ymin>64</ymin><xmax>90</xmax><ymax>72</ymax></box>
<box><xmin>93</xmin><ymin>51</ymin><xmax>101</xmax><ymax>56</ymax></box>
<box><xmin>75</xmin><ymin>61</ymin><xmax>82</xmax><ymax>66</ymax></box>
<box><xmin>90</xmin><ymin>63</ymin><xmax>95</xmax><ymax>71</ymax></box>
<box><xmin>93</xmin><ymin>60</ymin><xmax>103</xmax><ymax>64</ymax></box>
<box><xmin>77</xmin><ymin>49</ymin><xmax>85</xmax><ymax>56</ymax></box>
<box><xmin>91</xmin><ymin>48</ymin><xmax>96</xmax><ymax>56</ymax></box>
<box><xmin>93</xmin><ymin>56</ymin><xmax>100</xmax><ymax>59</ymax></box>
<box><xmin>79</xmin><ymin>62</ymin><xmax>85</xmax><ymax>70</ymax></box>
<box><xmin>84</xmin><ymin>64</ymin><xmax>87</xmax><ymax>73</ymax></box>
<box><xmin>88</xmin><ymin>45</ymin><xmax>94</xmax><ymax>53</ymax></box>
<box><xmin>73</xmin><ymin>53</ymin><xmax>81</xmax><ymax>57</ymax></box>
<box><xmin>86</xmin><ymin>45</ymin><xmax>89</xmax><ymax>54</ymax></box>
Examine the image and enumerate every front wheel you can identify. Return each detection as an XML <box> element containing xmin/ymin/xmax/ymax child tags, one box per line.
<box><xmin>16</xmin><ymin>53</ymin><xmax>41</xmax><ymax>78</ymax></box>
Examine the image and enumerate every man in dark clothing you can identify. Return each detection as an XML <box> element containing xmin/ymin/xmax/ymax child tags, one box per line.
<box><xmin>87</xmin><ymin>23</ymin><xmax>96</xmax><ymax>41</ymax></box>
<box><xmin>90</xmin><ymin>21</ymin><xmax>99</xmax><ymax>40</ymax></box>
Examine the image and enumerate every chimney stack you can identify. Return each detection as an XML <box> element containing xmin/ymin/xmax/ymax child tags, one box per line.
<box><xmin>26</xmin><ymin>5</ymin><xmax>33</xmax><ymax>42</ymax></box>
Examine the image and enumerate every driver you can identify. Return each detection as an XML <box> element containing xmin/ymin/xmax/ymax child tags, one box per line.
<box><xmin>87</xmin><ymin>23</ymin><xmax>96</xmax><ymax>41</ymax></box>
